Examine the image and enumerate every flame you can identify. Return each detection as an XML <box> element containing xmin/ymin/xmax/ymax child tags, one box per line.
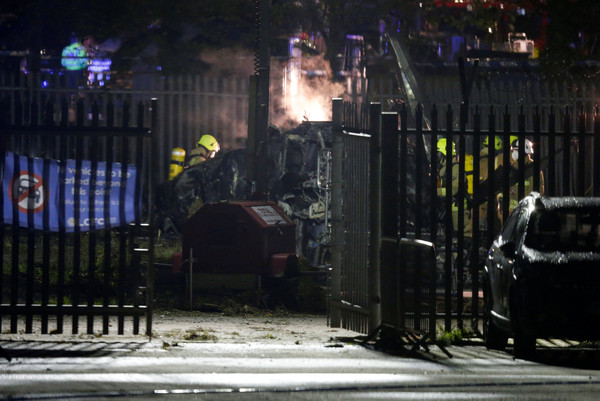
<box><xmin>297</xmin><ymin>90</ymin><xmax>337</xmax><ymax>122</ymax></box>
<box><xmin>272</xmin><ymin>55</ymin><xmax>345</xmax><ymax>128</ymax></box>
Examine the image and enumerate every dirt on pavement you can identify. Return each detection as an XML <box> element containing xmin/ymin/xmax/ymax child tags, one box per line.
<box><xmin>0</xmin><ymin>309</ymin><xmax>361</xmax><ymax>346</ymax></box>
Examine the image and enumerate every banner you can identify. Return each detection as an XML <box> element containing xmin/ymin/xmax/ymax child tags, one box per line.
<box><xmin>2</xmin><ymin>152</ymin><xmax>138</xmax><ymax>232</ymax></box>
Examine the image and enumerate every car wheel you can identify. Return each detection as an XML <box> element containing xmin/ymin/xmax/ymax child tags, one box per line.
<box><xmin>483</xmin><ymin>280</ymin><xmax>508</xmax><ymax>350</ymax></box>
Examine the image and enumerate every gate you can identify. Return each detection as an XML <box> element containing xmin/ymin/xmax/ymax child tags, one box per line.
<box><xmin>329</xmin><ymin>101</ymin><xmax>371</xmax><ymax>333</ymax></box>
<box><xmin>0</xmin><ymin>96</ymin><xmax>156</xmax><ymax>336</ymax></box>
<box><xmin>329</xmin><ymin>98</ymin><xmax>600</xmax><ymax>340</ymax></box>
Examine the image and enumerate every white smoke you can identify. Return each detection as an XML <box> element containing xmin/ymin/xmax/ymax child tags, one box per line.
<box><xmin>270</xmin><ymin>54</ymin><xmax>345</xmax><ymax>131</ymax></box>
<box><xmin>196</xmin><ymin>49</ymin><xmax>346</xmax><ymax>147</ymax></box>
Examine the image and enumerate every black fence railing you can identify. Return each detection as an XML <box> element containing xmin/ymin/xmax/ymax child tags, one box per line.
<box><xmin>0</xmin><ymin>97</ymin><xmax>156</xmax><ymax>336</ymax></box>
<box><xmin>330</xmin><ymin>98</ymin><xmax>600</xmax><ymax>338</ymax></box>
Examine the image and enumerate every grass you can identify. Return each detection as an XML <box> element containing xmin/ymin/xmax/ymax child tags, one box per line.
<box><xmin>437</xmin><ymin>325</ymin><xmax>479</xmax><ymax>345</ymax></box>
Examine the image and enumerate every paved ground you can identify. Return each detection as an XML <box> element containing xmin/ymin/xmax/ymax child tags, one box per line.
<box><xmin>0</xmin><ymin>310</ymin><xmax>359</xmax><ymax>346</ymax></box>
<box><xmin>4</xmin><ymin>311</ymin><xmax>600</xmax><ymax>400</ymax></box>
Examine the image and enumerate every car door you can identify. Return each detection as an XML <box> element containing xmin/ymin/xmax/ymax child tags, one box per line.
<box><xmin>490</xmin><ymin>204</ymin><xmax>526</xmax><ymax>316</ymax></box>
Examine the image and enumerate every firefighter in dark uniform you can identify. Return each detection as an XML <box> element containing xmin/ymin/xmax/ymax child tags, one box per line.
<box><xmin>186</xmin><ymin>134</ymin><xmax>221</xmax><ymax>218</ymax></box>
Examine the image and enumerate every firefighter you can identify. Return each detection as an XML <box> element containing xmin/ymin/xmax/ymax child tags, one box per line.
<box><xmin>452</xmin><ymin>165</ymin><xmax>473</xmax><ymax>239</ymax></box>
<box><xmin>479</xmin><ymin>135</ymin><xmax>503</xmax><ymax>180</ymax></box>
<box><xmin>464</xmin><ymin>152</ymin><xmax>474</xmax><ymax>199</ymax></box>
<box><xmin>183</xmin><ymin>134</ymin><xmax>220</xmax><ymax>218</ymax></box>
<box><xmin>436</xmin><ymin>137</ymin><xmax>457</xmax><ymax>198</ymax></box>
<box><xmin>496</xmin><ymin>136</ymin><xmax>544</xmax><ymax>223</ymax></box>
<box><xmin>477</xmin><ymin>135</ymin><xmax>503</xmax><ymax>234</ymax></box>
<box><xmin>188</xmin><ymin>134</ymin><xmax>220</xmax><ymax>167</ymax></box>
<box><xmin>437</xmin><ymin>137</ymin><xmax>473</xmax><ymax>290</ymax></box>
<box><xmin>436</xmin><ymin>138</ymin><xmax>471</xmax><ymax>236</ymax></box>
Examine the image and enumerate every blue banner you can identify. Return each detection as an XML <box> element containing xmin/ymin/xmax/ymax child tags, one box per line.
<box><xmin>3</xmin><ymin>152</ymin><xmax>138</xmax><ymax>232</ymax></box>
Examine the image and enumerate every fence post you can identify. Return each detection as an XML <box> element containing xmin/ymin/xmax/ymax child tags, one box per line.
<box><xmin>595</xmin><ymin>106</ymin><xmax>600</xmax><ymax>197</ymax></box>
<box><xmin>577</xmin><ymin>109</ymin><xmax>586</xmax><ymax>196</ymax></box>
<box><xmin>137</xmin><ymin>101</ymin><xmax>145</xmax><ymax>128</ymax></box>
<box><xmin>44</xmin><ymin>99</ymin><xmax>54</xmax><ymax>126</ymax></box>
<box><xmin>414</xmin><ymin>104</ymin><xmax>424</xmax><ymax>237</ymax></box>
<box><xmin>60</xmin><ymin>97</ymin><xmax>68</xmax><ymax>127</ymax></box>
<box><xmin>456</xmin><ymin>103</ymin><xmax>467</xmax><ymax>332</ymax></box>
<box><xmin>379</xmin><ymin>111</ymin><xmax>399</xmax><ymax>330</ymax></box>
<box><xmin>563</xmin><ymin>107</ymin><xmax>571</xmax><ymax>196</ymax></box>
<box><xmin>146</xmin><ymin>97</ymin><xmax>158</xmax><ymax>337</ymax></box>
<box><xmin>429</xmin><ymin>105</ymin><xmax>438</xmax><ymax>244</ymax></box>
<box><xmin>330</xmin><ymin>98</ymin><xmax>344</xmax><ymax>328</ymax></box>
<box><xmin>381</xmin><ymin>112</ymin><xmax>398</xmax><ymax>239</ymax></box>
<box><xmin>123</xmin><ymin>98</ymin><xmax>130</xmax><ymax>128</ymax></box>
<box><xmin>91</xmin><ymin>99</ymin><xmax>99</xmax><ymax>127</ymax></box>
<box><xmin>368</xmin><ymin>102</ymin><xmax>382</xmax><ymax>333</ymax></box>
<box><xmin>443</xmin><ymin>105</ymin><xmax>453</xmax><ymax>332</ymax></box>
<box><xmin>76</xmin><ymin>98</ymin><xmax>84</xmax><ymax>127</ymax></box>
<box><xmin>548</xmin><ymin>106</ymin><xmax>556</xmax><ymax>195</ymax></box>
<box><xmin>501</xmin><ymin>106</ymin><xmax>511</xmax><ymax>223</ymax></box>
<box><xmin>533</xmin><ymin>106</ymin><xmax>541</xmax><ymax>193</ymax></box>
<box><xmin>517</xmin><ymin>106</ymin><xmax>526</xmax><ymax>202</ymax></box>
<box><xmin>470</xmin><ymin>105</ymin><xmax>481</xmax><ymax>332</ymax></box>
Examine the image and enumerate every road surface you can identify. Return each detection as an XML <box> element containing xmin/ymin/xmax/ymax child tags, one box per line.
<box><xmin>1</xmin><ymin>313</ymin><xmax>600</xmax><ymax>400</ymax></box>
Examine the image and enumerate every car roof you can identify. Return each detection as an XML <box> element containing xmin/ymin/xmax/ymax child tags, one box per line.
<box><xmin>531</xmin><ymin>192</ymin><xmax>600</xmax><ymax>211</ymax></box>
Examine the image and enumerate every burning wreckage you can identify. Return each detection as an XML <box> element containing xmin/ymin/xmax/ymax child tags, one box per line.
<box><xmin>155</xmin><ymin>119</ymin><xmax>444</xmax><ymax>306</ymax></box>
<box><xmin>155</xmin><ymin>121</ymin><xmax>333</xmax><ymax>273</ymax></box>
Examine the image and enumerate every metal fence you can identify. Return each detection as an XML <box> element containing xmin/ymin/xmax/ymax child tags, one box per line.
<box><xmin>0</xmin><ymin>70</ymin><xmax>248</xmax><ymax>184</ymax></box>
<box><xmin>368</xmin><ymin>72</ymin><xmax>600</xmax><ymax>131</ymax></box>
<box><xmin>378</xmin><ymin>238</ymin><xmax>437</xmax><ymax>343</ymax></box>
<box><xmin>3</xmin><ymin>68</ymin><xmax>597</xmax><ymax>186</ymax></box>
<box><xmin>0</xmin><ymin>96</ymin><xmax>155</xmax><ymax>336</ymax></box>
<box><xmin>329</xmin><ymin>98</ymin><xmax>600</xmax><ymax>339</ymax></box>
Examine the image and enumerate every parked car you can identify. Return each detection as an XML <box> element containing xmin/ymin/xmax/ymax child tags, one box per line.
<box><xmin>483</xmin><ymin>192</ymin><xmax>600</xmax><ymax>358</ymax></box>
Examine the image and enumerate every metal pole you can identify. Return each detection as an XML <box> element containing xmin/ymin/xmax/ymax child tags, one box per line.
<box><xmin>368</xmin><ymin>102</ymin><xmax>382</xmax><ymax>333</ymax></box>
<box><xmin>250</xmin><ymin>0</ymin><xmax>271</xmax><ymax>199</ymax></box>
<box><xmin>189</xmin><ymin>248</ymin><xmax>193</xmax><ymax>311</ymax></box>
<box><xmin>146</xmin><ymin>98</ymin><xmax>157</xmax><ymax>337</ymax></box>
<box><xmin>330</xmin><ymin>98</ymin><xmax>344</xmax><ymax>327</ymax></box>
<box><xmin>380</xmin><ymin>112</ymin><xmax>399</xmax><ymax>329</ymax></box>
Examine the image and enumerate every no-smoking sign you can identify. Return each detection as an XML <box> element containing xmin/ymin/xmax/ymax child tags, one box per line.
<box><xmin>8</xmin><ymin>171</ymin><xmax>47</xmax><ymax>214</ymax></box>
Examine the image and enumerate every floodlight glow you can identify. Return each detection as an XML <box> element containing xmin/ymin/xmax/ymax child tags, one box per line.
<box><xmin>61</xmin><ymin>42</ymin><xmax>89</xmax><ymax>71</ymax></box>
<box><xmin>89</xmin><ymin>59</ymin><xmax>112</xmax><ymax>73</ymax></box>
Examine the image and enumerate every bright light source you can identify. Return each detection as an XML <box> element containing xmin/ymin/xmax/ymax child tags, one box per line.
<box><xmin>89</xmin><ymin>59</ymin><xmax>112</xmax><ymax>73</ymax></box>
<box><xmin>61</xmin><ymin>42</ymin><xmax>89</xmax><ymax>71</ymax></box>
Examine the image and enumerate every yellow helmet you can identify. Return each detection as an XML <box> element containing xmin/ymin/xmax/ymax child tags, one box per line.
<box><xmin>437</xmin><ymin>138</ymin><xmax>455</xmax><ymax>156</ymax></box>
<box><xmin>483</xmin><ymin>136</ymin><xmax>502</xmax><ymax>150</ymax></box>
<box><xmin>197</xmin><ymin>134</ymin><xmax>220</xmax><ymax>157</ymax></box>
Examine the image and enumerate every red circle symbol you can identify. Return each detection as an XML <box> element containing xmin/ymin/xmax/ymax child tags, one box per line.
<box><xmin>8</xmin><ymin>171</ymin><xmax>47</xmax><ymax>214</ymax></box>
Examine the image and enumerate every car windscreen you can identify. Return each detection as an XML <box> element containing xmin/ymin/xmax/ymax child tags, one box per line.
<box><xmin>524</xmin><ymin>208</ymin><xmax>600</xmax><ymax>252</ymax></box>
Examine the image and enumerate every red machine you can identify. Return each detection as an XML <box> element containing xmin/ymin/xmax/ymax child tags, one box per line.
<box><xmin>181</xmin><ymin>201</ymin><xmax>298</xmax><ymax>281</ymax></box>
